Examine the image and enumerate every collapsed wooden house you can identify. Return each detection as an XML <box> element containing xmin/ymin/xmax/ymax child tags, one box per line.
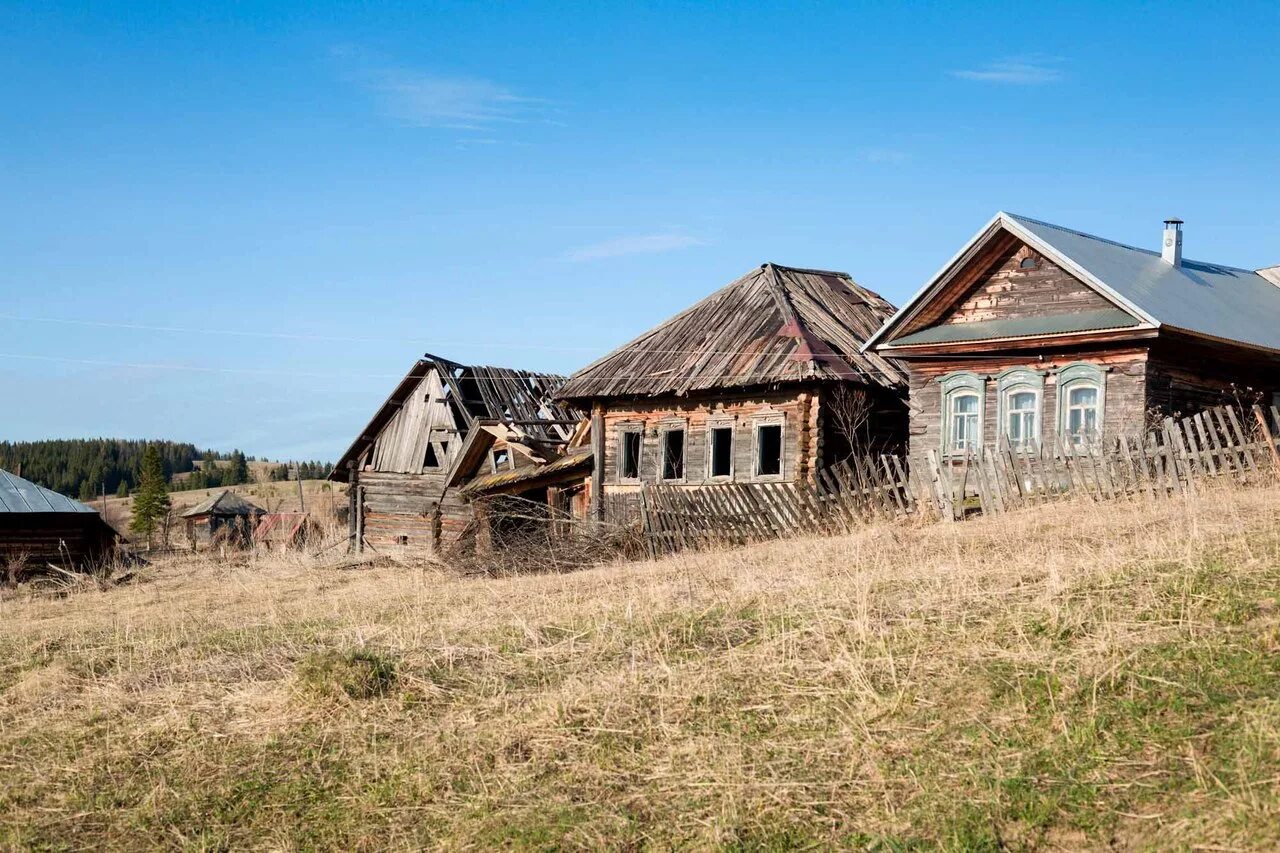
<box><xmin>555</xmin><ymin>263</ymin><xmax>908</xmax><ymax>519</ymax></box>
<box><xmin>329</xmin><ymin>354</ymin><xmax>584</xmax><ymax>552</ymax></box>
<box><xmin>180</xmin><ymin>490</ymin><xmax>266</xmax><ymax>548</ymax></box>
<box><xmin>866</xmin><ymin>213</ymin><xmax>1280</xmax><ymax>470</ymax></box>
<box><xmin>0</xmin><ymin>468</ymin><xmax>119</xmax><ymax>578</ymax></box>
<box><xmin>253</xmin><ymin>512</ymin><xmax>322</xmax><ymax>550</ymax></box>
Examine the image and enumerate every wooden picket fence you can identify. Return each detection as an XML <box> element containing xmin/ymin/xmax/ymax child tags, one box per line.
<box><xmin>639</xmin><ymin>404</ymin><xmax>1280</xmax><ymax>556</ymax></box>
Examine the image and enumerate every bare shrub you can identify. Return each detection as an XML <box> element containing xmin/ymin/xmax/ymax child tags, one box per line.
<box><xmin>447</xmin><ymin>495</ymin><xmax>646</xmax><ymax>577</ymax></box>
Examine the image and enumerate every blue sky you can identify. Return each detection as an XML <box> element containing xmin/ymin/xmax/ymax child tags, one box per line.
<box><xmin>2</xmin><ymin>1</ymin><xmax>1278</xmax><ymax>460</ymax></box>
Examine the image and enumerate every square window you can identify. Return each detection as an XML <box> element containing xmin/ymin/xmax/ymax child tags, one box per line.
<box><xmin>491</xmin><ymin>448</ymin><xmax>510</xmax><ymax>472</ymax></box>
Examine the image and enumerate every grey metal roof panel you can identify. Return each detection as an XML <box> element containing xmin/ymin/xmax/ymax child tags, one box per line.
<box><xmin>1006</xmin><ymin>213</ymin><xmax>1280</xmax><ymax>352</ymax></box>
<box><xmin>890</xmin><ymin>308</ymin><xmax>1140</xmax><ymax>347</ymax></box>
<box><xmin>0</xmin><ymin>468</ymin><xmax>97</xmax><ymax>514</ymax></box>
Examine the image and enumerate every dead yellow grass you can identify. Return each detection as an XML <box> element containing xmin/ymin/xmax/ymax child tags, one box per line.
<box><xmin>2</xmin><ymin>481</ymin><xmax>1280</xmax><ymax>850</ymax></box>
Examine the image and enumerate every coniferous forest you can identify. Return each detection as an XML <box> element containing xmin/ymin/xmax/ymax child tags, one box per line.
<box><xmin>0</xmin><ymin>439</ymin><xmax>333</xmax><ymax>500</ymax></box>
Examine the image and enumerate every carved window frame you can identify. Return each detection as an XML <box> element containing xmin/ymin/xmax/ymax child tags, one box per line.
<box><xmin>615</xmin><ymin>421</ymin><xmax>645</xmax><ymax>484</ymax></box>
<box><xmin>751</xmin><ymin>413</ymin><xmax>786</xmax><ymax>482</ymax></box>
<box><xmin>705</xmin><ymin>415</ymin><xmax>736</xmax><ymax>482</ymax></box>
<box><xmin>939</xmin><ymin>372</ymin><xmax>986</xmax><ymax>457</ymax></box>
<box><xmin>995</xmin><ymin>368</ymin><xmax>1046</xmax><ymax>450</ymax></box>
<box><xmin>657</xmin><ymin>417</ymin><xmax>689</xmax><ymax>483</ymax></box>
<box><xmin>1056</xmin><ymin>362</ymin><xmax>1108</xmax><ymax>451</ymax></box>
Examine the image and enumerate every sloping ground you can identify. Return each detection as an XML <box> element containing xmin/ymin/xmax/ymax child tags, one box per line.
<box><xmin>2</xmin><ymin>483</ymin><xmax>1279</xmax><ymax>849</ymax></box>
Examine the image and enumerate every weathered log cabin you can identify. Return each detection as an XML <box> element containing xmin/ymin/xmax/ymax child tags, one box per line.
<box><xmin>0</xmin><ymin>468</ymin><xmax>118</xmax><ymax>579</ymax></box>
<box><xmin>180</xmin><ymin>490</ymin><xmax>265</xmax><ymax>549</ymax></box>
<box><xmin>329</xmin><ymin>354</ymin><xmax>582</xmax><ymax>552</ymax></box>
<box><xmin>866</xmin><ymin>213</ymin><xmax>1280</xmax><ymax>469</ymax></box>
<box><xmin>556</xmin><ymin>263</ymin><xmax>908</xmax><ymax>517</ymax></box>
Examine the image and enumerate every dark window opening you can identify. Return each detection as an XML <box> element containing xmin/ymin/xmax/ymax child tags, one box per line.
<box><xmin>661</xmin><ymin>429</ymin><xmax>685</xmax><ymax>480</ymax></box>
<box><xmin>709</xmin><ymin>426</ymin><xmax>733</xmax><ymax>478</ymax></box>
<box><xmin>396</xmin><ymin>535</ymin><xmax>409</xmax><ymax>546</ymax></box>
<box><xmin>424</xmin><ymin>444</ymin><xmax>439</xmax><ymax>468</ymax></box>
<box><xmin>620</xmin><ymin>430</ymin><xmax>642</xmax><ymax>480</ymax></box>
<box><xmin>491</xmin><ymin>448</ymin><xmax>510</xmax><ymax>471</ymax></box>
<box><xmin>756</xmin><ymin>424</ymin><xmax>782</xmax><ymax>477</ymax></box>
<box><xmin>1019</xmin><ymin>256</ymin><xmax>1038</xmax><ymax>270</ymax></box>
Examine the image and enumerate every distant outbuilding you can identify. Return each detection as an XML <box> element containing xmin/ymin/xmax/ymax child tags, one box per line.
<box><xmin>253</xmin><ymin>512</ymin><xmax>322</xmax><ymax>551</ymax></box>
<box><xmin>0</xmin><ymin>468</ymin><xmax>119</xmax><ymax>579</ymax></box>
<box><xmin>180</xmin><ymin>490</ymin><xmax>265</xmax><ymax>549</ymax></box>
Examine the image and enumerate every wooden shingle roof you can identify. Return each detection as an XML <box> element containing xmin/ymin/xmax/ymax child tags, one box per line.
<box><xmin>557</xmin><ymin>263</ymin><xmax>906</xmax><ymax>400</ymax></box>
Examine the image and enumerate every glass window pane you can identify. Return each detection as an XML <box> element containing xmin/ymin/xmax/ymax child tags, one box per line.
<box><xmin>1069</xmin><ymin>386</ymin><xmax>1097</xmax><ymax>406</ymax></box>
<box><xmin>954</xmin><ymin>394</ymin><xmax>978</xmax><ymax>414</ymax></box>
<box><xmin>1011</xmin><ymin>391</ymin><xmax>1036</xmax><ymax>410</ymax></box>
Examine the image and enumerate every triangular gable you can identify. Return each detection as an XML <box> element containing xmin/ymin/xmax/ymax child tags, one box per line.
<box><xmin>865</xmin><ymin>212</ymin><xmax>1156</xmax><ymax>351</ymax></box>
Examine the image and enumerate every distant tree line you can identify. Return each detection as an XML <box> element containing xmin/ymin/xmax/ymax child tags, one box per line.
<box><xmin>0</xmin><ymin>439</ymin><xmax>331</xmax><ymax>500</ymax></box>
<box><xmin>0</xmin><ymin>439</ymin><xmax>199</xmax><ymax>501</ymax></box>
<box><xmin>267</xmin><ymin>460</ymin><xmax>335</xmax><ymax>481</ymax></box>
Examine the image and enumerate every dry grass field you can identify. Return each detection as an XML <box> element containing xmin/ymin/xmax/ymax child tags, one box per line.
<box><xmin>2</xmin><ymin>481</ymin><xmax>1279</xmax><ymax>850</ymax></box>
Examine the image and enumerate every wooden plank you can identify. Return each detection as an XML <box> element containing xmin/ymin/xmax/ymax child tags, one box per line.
<box><xmin>1257</xmin><ymin>404</ymin><xmax>1280</xmax><ymax>475</ymax></box>
<box><xmin>1225</xmin><ymin>407</ymin><xmax>1259</xmax><ymax>474</ymax></box>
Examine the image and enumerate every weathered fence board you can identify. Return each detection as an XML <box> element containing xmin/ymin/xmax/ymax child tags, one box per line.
<box><xmin>636</xmin><ymin>405</ymin><xmax>1280</xmax><ymax>556</ymax></box>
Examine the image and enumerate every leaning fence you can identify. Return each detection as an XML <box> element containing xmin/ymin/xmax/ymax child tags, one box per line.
<box><xmin>638</xmin><ymin>404</ymin><xmax>1280</xmax><ymax>556</ymax></box>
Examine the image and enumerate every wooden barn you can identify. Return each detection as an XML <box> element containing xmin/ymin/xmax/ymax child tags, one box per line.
<box><xmin>0</xmin><ymin>468</ymin><xmax>118</xmax><ymax>579</ymax></box>
<box><xmin>329</xmin><ymin>354</ymin><xmax>583</xmax><ymax>553</ymax></box>
<box><xmin>866</xmin><ymin>213</ymin><xmax>1280</xmax><ymax>469</ymax></box>
<box><xmin>555</xmin><ymin>262</ymin><xmax>908</xmax><ymax>519</ymax></box>
<box><xmin>181</xmin><ymin>490</ymin><xmax>266</xmax><ymax>549</ymax></box>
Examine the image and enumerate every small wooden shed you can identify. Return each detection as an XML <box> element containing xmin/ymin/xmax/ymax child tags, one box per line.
<box><xmin>181</xmin><ymin>490</ymin><xmax>265</xmax><ymax>549</ymax></box>
<box><xmin>0</xmin><ymin>468</ymin><xmax>118</xmax><ymax>579</ymax></box>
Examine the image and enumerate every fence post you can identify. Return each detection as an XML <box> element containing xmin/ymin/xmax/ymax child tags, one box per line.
<box><xmin>1253</xmin><ymin>404</ymin><xmax>1280</xmax><ymax>474</ymax></box>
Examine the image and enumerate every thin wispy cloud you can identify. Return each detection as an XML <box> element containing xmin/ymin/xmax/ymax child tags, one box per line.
<box><xmin>333</xmin><ymin>45</ymin><xmax>551</xmax><ymax>131</ymax></box>
<box><xmin>565</xmin><ymin>233</ymin><xmax>705</xmax><ymax>262</ymax></box>
<box><xmin>950</xmin><ymin>57</ymin><xmax>1064</xmax><ymax>85</ymax></box>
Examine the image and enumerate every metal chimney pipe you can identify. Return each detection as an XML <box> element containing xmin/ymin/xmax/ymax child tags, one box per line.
<box><xmin>1162</xmin><ymin>218</ymin><xmax>1183</xmax><ymax>267</ymax></box>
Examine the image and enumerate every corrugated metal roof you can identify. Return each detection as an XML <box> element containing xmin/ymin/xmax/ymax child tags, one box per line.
<box><xmin>0</xmin><ymin>468</ymin><xmax>97</xmax><ymax>514</ymax></box>
<box><xmin>1005</xmin><ymin>213</ymin><xmax>1280</xmax><ymax>352</ymax></box>
<box><xmin>180</xmin><ymin>490</ymin><xmax>265</xmax><ymax>518</ymax></box>
<box><xmin>892</xmin><ymin>308</ymin><xmax>1139</xmax><ymax>346</ymax></box>
<box><xmin>557</xmin><ymin>263</ymin><xmax>906</xmax><ymax>400</ymax></box>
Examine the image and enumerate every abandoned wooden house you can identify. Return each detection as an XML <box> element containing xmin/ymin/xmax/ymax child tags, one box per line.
<box><xmin>181</xmin><ymin>490</ymin><xmax>266</xmax><ymax>548</ymax></box>
<box><xmin>555</xmin><ymin>262</ymin><xmax>908</xmax><ymax>518</ymax></box>
<box><xmin>0</xmin><ymin>468</ymin><xmax>119</xmax><ymax>578</ymax></box>
<box><xmin>866</xmin><ymin>213</ymin><xmax>1280</xmax><ymax>469</ymax></box>
<box><xmin>329</xmin><ymin>354</ymin><xmax>583</xmax><ymax>552</ymax></box>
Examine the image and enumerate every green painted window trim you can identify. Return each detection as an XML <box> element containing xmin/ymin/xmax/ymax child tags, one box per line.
<box><xmin>939</xmin><ymin>371</ymin><xmax>986</xmax><ymax>456</ymax></box>
<box><xmin>995</xmin><ymin>368</ymin><xmax>1046</xmax><ymax>449</ymax></box>
<box><xmin>1055</xmin><ymin>362</ymin><xmax>1108</xmax><ymax>449</ymax></box>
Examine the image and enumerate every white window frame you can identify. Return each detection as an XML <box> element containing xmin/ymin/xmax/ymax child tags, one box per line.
<box><xmin>616</xmin><ymin>422</ymin><xmax>644</xmax><ymax>484</ymax></box>
<box><xmin>658</xmin><ymin>419</ymin><xmax>688</xmax><ymax>483</ymax></box>
<box><xmin>940</xmin><ymin>372</ymin><xmax>986</xmax><ymax>457</ymax></box>
<box><xmin>751</xmin><ymin>414</ymin><xmax>786</xmax><ymax>481</ymax></box>
<box><xmin>1056</xmin><ymin>362</ymin><xmax>1108</xmax><ymax>451</ymax></box>
<box><xmin>705</xmin><ymin>417</ymin><xmax>736</xmax><ymax>482</ymax></box>
<box><xmin>995</xmin><ymin>368</ymin><xmax>1045</xmax><ymax>451</ymax></box>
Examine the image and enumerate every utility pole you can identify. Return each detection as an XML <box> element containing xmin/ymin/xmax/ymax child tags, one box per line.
<box><xmin>290</xmin><ymin>463</ymin><xmax>305</xmax><ymax>512</ymax></box>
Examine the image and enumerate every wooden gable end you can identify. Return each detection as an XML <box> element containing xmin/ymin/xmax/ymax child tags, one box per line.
<box><xmin>891</xmin><ymin>230</ymin><xmax>1140</xmax><ymax>343</ymax></box>
<box><xmin>368</xmin><ymin>368</ymin><xmax>461</xmax><ymax>474</ymax></box>
<box><xmin>940</xmin><ymin>243</ymin><xmax>1116</xmax><ymax>327</ymax></box>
